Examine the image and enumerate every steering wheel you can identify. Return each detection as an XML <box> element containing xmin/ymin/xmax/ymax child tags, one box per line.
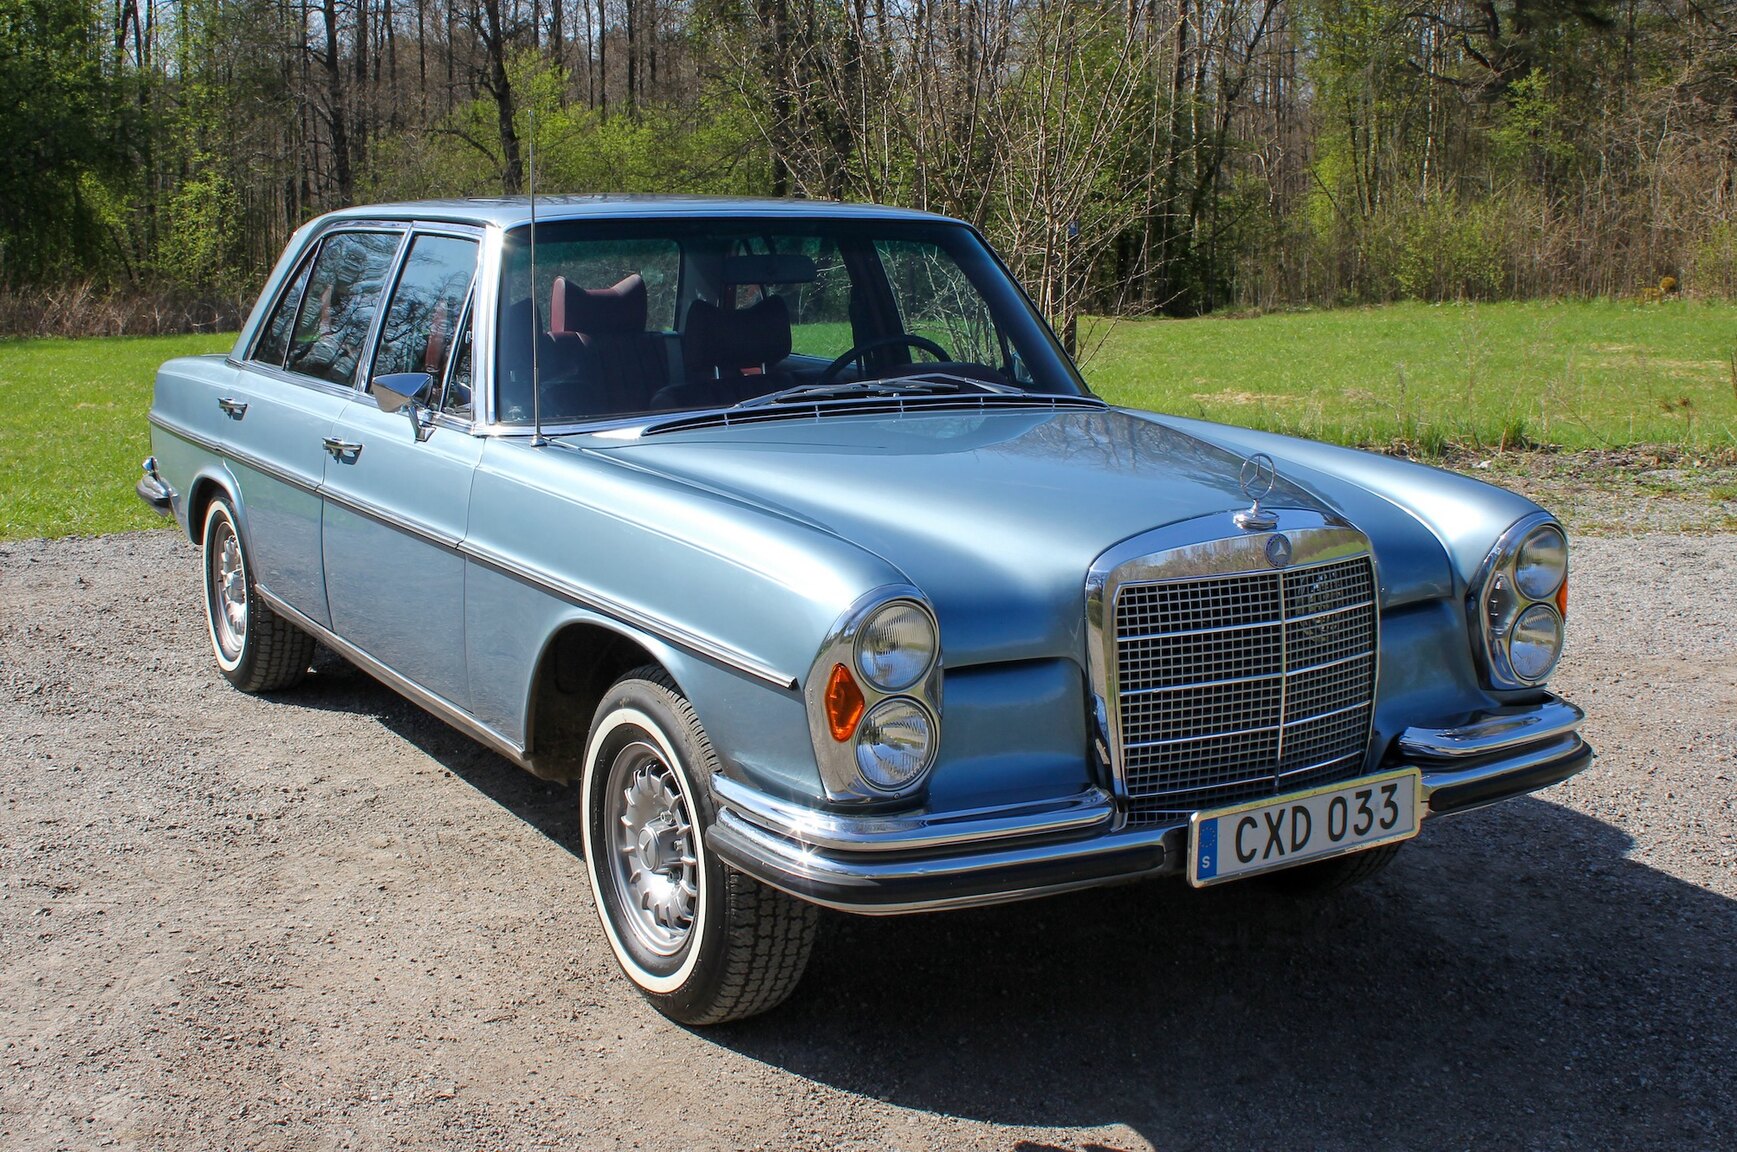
<box><xmin>818</xmin><ymin>333</ymin><xmax>952</xmax><ymax>383</ymax></box>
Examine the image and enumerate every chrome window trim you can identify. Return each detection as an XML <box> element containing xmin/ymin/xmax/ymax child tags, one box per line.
<box><xmin>241</xmin><ymin>244</ymin><xmax>318</xmax><ymax>369</ymax></box>
<box><xmin>1083</xmin><ymin>510</ymin><xmax>1379</xmax><ymax>818</ymax></box>
<box><xmin>803</xmin><ymin>585</ymin><xmax>944</xmax><ymax>804</ymax></box>
<box><xmin>365</xmin><ymin>223</ymin><xmax>483</xmax><ymax>395</ymax></box>
<box><xmin>147</xmin><ymin>411</ymin><xmax>794</xmax><ymax>690</ymax></box>
<box><xmin>239</xmin><ymin>223</ymin><xmax>413</xmax><ymax>388</ymax></box>
<box><xmin>473</xmin><ymin>224</ymin><xmax>506</xmax><ymax>426</ymax></box>
<box><xmin>1467</xmin><ymin>510</ymin><xmax>1566</xmax><ymax>690</ymax></box>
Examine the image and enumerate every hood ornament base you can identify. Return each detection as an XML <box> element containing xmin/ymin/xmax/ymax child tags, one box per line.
<box><xmin>1234</xmin><ymin>453</ymin><xmax>1280</xmax><ymax>531</ymax></box>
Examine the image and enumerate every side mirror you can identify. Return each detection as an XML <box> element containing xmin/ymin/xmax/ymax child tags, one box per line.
<box><xmin>371</xmin><ymin>372</ymin><xmax>436</xmax><ymax>441</ymax></box>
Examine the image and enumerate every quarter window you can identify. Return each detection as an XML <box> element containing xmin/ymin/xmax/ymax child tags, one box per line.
<box><xmin>285</xmin><ymin>231</ymin><xmax>402</xmax><ymax>388</ymax></box>
<box><xmin>252</xmin><ymin>255</ymin><xmax>314</xmax><ymax>369</ymax></box>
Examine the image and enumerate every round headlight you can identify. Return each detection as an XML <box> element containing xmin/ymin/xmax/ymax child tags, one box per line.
<box><xmin>854</xmin><ymin>698</ymin><xmax>934</xmax><ymax>791</ymax></box>
<box><xmin>1514</xmin><ymin>525</ymin><xmax>1567</xmax><ymax>601</ymax></box>
<box><xmin>1508</xmin><ymin>603</ymin><xmax>1563</xmax><ymax>682</ymax></box>
<box><xmin>855</xmin><ymin>602</ymin><xmax>937</xmax><ymax>692</ymax></box>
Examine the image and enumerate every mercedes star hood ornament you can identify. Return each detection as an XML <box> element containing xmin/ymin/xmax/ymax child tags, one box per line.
<box><xmin>1235</xmin><ymin>453</ymin><xmax>1280</xmax><ymax>530</ymax></box>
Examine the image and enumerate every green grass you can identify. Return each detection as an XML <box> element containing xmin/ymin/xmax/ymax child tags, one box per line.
<box><xmin>1082</xmin><ymin>298</ymin><xmax>1737</xmax><ymax>451</ymax></box>
<box><xmin>0</xmin><ymin>333</ymin><xmax>233</xmax><ymax>539</ymax></box>
<box><xmin>2</xmin><ymin>298</ymin><xmax>1735</xmax><ymax>540</ymax></box>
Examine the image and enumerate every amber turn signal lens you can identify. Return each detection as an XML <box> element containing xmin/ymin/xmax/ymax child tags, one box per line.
<box><xmin>824</xmin><ymin>663</ymin><xmax>866</xmax><ymax>742</ymax></box>
<box><xmin>1556</xmin><ymin>576</ymin><xmax>1569</xmax><ymax>618</ymax></box>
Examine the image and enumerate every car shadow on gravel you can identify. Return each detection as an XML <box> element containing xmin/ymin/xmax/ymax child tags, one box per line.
<box><xmin>710</xmin><ymin>797</ymin><xmax>1734</xmax><ymax>1148</ymax></box>
<box><xmin>288</xmin><ymin>650</ymin><xmax>581</xmax><ymax>848</ymax></box>
<box><xmin>275</xmin><ymin>661</ymin><xmax>1731</xmax><ymax>1147</ymax></box>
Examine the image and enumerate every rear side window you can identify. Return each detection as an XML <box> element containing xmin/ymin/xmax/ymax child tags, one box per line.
<box><xmin>284</xmin><ymin>231</ymin><xmax>402</xmax><ymax>387</ymax></box>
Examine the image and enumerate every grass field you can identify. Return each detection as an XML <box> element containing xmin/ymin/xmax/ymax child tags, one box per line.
<box><xmin>1</xmin><ymin>298</ymin><xmax>1733</xmax><ymax>540</ymax></box>
<box><xmin>0</xmin><ymin>332</ymin><xmax>232</xmax><ymax>539</ymax></box>
<box><xmin>1083</xmin><ymin>298</ymin><xmax>1737</xmax><ymax>452</ymax></box>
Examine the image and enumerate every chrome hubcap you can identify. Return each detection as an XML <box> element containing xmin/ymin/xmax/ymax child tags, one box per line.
<box><xmin>211</xmin><ymin>523</ymin><xmax>247</xmax><ymax>657</ymax></box>
<box><xmin>606</xmin><ymin>742</ymin><xmax>698</xmax><ymax>957</ymax></box>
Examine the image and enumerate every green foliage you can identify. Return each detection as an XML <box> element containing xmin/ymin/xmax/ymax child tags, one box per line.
<box><xmin>369</xmin><ymin>52</ymin><xmax>766</xmax><ymax>202</ymax></box>
<box><xmin>1688</xmin><ymin>224</ymin><xmax>1737</xmax><ymax>298</ymax></box>
<box><xmin>157</xmin><ymin>161</ymin><xmax>244</xmax><ymax>291</ymax></box>
<box><xmin>1373</xmin><ymin>196</ymin><xmax>1507</xmax><ymax>301</ymax></box>
<box><xmin>1491</xmin><ymin>69</ymin><xmax>1575</xmax><ymax>171</ymax></box>
<box><xmin>0</xmin><ymin>0</ymin><xmax>117</xmax><ymax>283</ymax></box>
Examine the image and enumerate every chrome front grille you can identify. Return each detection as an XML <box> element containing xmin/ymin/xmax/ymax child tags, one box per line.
<box><xmin>1112</xmin><ymin>555</ymin><xmax>1377</xmax><ymax>824</ymax></box>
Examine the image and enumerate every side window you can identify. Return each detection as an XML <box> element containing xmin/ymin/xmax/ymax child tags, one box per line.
<box><xmin>285</xmin><ymin>231</ymin><xmax>402</xmax><ymax>387</ymax></box>
<box><xmin>251</xmin><ymin>255</ymin><xmax>314</xmax><ymax>369</ymax></box>
<box><xmin>369</xmin><ymin>233</ymin><xmax>479</xmax><ymax>404</ymax></box>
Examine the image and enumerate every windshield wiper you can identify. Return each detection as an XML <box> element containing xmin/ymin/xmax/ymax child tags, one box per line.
<box><xmin>733</xmin><ymin>379</ymin><xmax>962</xmax><ymax>409</ymax></box>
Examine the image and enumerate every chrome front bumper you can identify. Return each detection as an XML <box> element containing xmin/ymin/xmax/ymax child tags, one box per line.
<box><xmin>706</xmin><ymin>694</ymin><xmax>1591</xmax><ymax>915</ymax></box>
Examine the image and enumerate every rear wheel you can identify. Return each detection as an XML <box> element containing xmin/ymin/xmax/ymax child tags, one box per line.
<box><xmin>581</xmin><ymin>667</ymin><xmax>816</xmax><ymax>1025</ymax></box>
<box><xmin>200</xmin><ymin>496</ymin><xmax>314</xmax><ymax>693</ymax></box>
<box><xmin>1256</xmin><ymin>841</ymin><xmax>1404</xmax><ymax>895</ymax></box>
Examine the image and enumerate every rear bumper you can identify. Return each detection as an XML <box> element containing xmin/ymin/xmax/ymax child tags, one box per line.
<box><xmin>706</xmin><ymin>694</ymin><xmax>1592</xmax><ymax>915</ymax></box>
<box><xmin>135</xmin><ymin>456</ymin><xmax>174</xmax><ymax>516</ymax></box>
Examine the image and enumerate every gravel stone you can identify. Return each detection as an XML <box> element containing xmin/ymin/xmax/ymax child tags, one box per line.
<box><xmin>1</xmin><ymin>527</ymin><xmax>1732</xmax><ymax>1150</ymax></box>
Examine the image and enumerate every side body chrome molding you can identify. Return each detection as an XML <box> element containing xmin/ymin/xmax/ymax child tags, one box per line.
<box><xmin>255</xmin><ymin>586</ymin><xmax>530</xmax><ymax>767</ymax></box>
<box><xmin>150</xmin><ymin>411</ymin><xmax>797</xmax><ymax>690</ymax></box>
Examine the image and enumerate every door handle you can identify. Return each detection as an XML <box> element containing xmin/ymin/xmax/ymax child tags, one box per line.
<box><xmin>322</xmin><ymin>437</ymin><xmax>363</xmax><ymax>460</ymax></box>
<box><xmin>217</xmin><ymin>397</ymin><xmax>248</xmax><ymax>419</ymax></box>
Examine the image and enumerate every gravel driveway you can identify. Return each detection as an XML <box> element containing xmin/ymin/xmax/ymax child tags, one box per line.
<box><xmin>2</xmin><ymin>528</ymin><xmax>1732</xmax><ymax>1151</ymax></box>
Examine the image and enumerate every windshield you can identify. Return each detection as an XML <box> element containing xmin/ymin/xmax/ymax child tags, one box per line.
<box><xmin>494</xmin><ymin>217</ymin><xmax>1087</xmax><ymax>425</ymax></box>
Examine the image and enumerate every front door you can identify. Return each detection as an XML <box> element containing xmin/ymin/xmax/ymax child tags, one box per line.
<box><xmin>320</xmin><ymin>231</ymin><xmax>483</xmax><ymax>709</ymax></box>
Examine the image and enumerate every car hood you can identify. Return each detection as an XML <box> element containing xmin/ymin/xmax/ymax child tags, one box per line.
<box><xmin>581</xmin><ymin>405</ymin><xmax>1453</xmax><ymax>666</ymax></box>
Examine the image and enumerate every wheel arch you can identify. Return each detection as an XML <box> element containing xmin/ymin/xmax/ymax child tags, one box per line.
<box><xmin>521</xmin><ymin>616</ymin><xmax>694</xmax><ymax>782</ymax></box>
<box><xmin>184</xmin><ymin>464</ymin><xmax>245</xmax><ymax>547</ymax></box>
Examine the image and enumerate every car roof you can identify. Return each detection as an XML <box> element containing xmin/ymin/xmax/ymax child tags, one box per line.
<box><xmin>316</xmin><ymin>194</ymin><xmax>962</xmax><ymax>230</ymax></box>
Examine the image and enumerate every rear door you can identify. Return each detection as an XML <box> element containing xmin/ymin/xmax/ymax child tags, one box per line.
<box><xmin>224</xmin><ymin>227</ymin><xmax>406</xmax><ymax>627</ymax></box>
<box><xmin>320</xmin><ymin>229</ymin><xmax>484</xmax><ymax>708</ymax></box>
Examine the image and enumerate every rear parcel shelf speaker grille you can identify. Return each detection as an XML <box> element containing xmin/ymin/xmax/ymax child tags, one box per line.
<box><xmin>1112</xmin><ymin>556</ymin><xmax>1377</xmax><ymax>825</ymax></box>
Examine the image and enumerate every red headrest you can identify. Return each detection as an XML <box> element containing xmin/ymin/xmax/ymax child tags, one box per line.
<box><xmin>550</xmin><ymin>274</ymin><xmax>647</xmax><ymax>338</ymax></box>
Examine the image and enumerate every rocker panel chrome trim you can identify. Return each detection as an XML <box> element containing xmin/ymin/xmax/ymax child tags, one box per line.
<box><xmin>253</xmin><ymin>585</ymin><xmax>530</xmax><ymax>766</ymax></box>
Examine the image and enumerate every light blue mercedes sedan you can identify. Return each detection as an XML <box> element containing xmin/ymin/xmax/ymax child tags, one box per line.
<box><xmin>139</xmin><ymin>197</ymin><xmax>1591</xmax><ymax>1023</ymax></box>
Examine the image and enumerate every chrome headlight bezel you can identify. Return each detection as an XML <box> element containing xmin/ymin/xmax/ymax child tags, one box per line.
<box><xmin>1470</xmin><ymin>513</ymin><xmax>1568</xmax><ymax>690</ymax></box>
<box><xmin>854</xmin><ymin>601</ymin><xmax>939</xmax><ymax>692</ymax></box>
<box><xmin>804</xmin><ymin>587</ymin><xmax>944</xmax><ymax>802</ymax></box>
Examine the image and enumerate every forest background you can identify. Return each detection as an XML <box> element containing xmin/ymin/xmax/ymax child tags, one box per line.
<box><xmin>2</xmin><ymin>0</ymin><xmax>1734</xmax><ymax>341</ymax></box>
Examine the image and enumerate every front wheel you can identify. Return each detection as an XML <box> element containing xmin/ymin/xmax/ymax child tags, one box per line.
<box><xmin>581</xmin><ymin>668</ymin><xmax>817</xmax><ymax>1025</ymax></box>
<box><xmin>200</xmin><ymin>496</ymin><xmax>315</xmax><ymax>693</ymax></box>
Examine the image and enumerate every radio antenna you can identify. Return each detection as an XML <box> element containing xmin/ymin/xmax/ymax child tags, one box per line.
<box><xmin>528</xmin><ymin>106</ymin><xmax>545</xmax><ymax>447</ymax></box>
